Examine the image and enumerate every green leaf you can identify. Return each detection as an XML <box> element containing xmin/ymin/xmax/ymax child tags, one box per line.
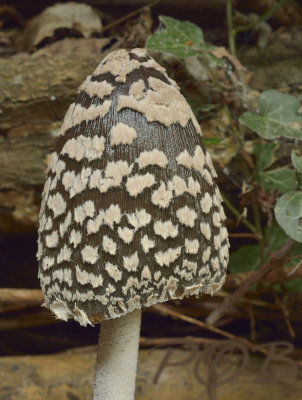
<box><xmin>291</xmin><ymin>152</ymin><xmax>302</xmax><ymax>189</ymax></box>
<box><xmin>257</xmin><ymin>168</ymin><xmax>297</xmax><ymax>193</ymax></box>
<box><xmin>297</xmin><ymin>173</ymin><xmax>302</xmax><ymax>190</ymax></box>
<box><xmin>146</xmin><ymin>16</ymin><xmax>204</xmax><ymax>58</ymax></box>
<box><xmin>291</xmin><ymin>151</ymin><xmax>302</xmax><ymax>173</ymax></box>
<box><xmin>230</xmin><ymin>222</ymin><xmax>294</xmax><ymax>275</ymax></box>
<box><xmin>203</xmin><ymin>137</ymin><xmax>223</xmax><ymax>146</ymax></box>
<box><xmin>264</xmin><ymin>220</ymin><xmax>302</xmax><ymax>262</ymax></box>
<box><xmin>254</xmin><ymin>142</ymin><xmax>278</xmax><ymax>171</ymax></box>
<box><xmin>187</xmin><ymin>100</ymin><xmax>216</xmax><ymax>114</ymax></box>
<box><xmin>275</xmin><ymin>191</ymin><xmax>302</xmax><ymax>242</ymax></box>
<box><xmin>286</xmin><ymin>244</ymin><xmax>302</xmax><ymax>268</ymax></box>
<box><xmin>283</xmin><ymin>278</ymin><xmax>302</xmax><ymax>293</ymax></box>
<box><xmin>229</xmin><ymin>221</ymin><xmax>302</xmax><ymax>291</ymax></box>
<box><xmin>199</xmin><ymin>46</ymin><xmax>225</xmax><ymax>67</ymax></box>
<box><xmin>239</xmin><ymin>90</ymin><xmax>302</xmax><ymax>140</ymax></box>
<box><xmin>228</xmin><ymin>245</ymin><xmax>260</xmax><ymax>273</ymax></box>
<box><xmin>265</xmin><ymin>220</ymin><xmax>289</xmax><ymax>252</ymax></box>
<box><xmin>281</xmin><ymin>245</ymin><xmax>302</xmax><ymax>292</ymax></box>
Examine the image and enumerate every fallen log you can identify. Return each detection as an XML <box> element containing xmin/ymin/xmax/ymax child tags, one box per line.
<box><xmin>0</xmin><ymin>37</ymin><xmax>119</xmax><ymax>131</ymax></box>
<box><xmin>0</xmin><ymin>344</ymin><xmax>300</xmax><ymax>400</ymax></box>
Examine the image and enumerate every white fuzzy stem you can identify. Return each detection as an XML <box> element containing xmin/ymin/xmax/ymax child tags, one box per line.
<box><xmin>93</xmin><ymin>309</ymin><xmax>142</xmax><ymax>400</ymax></box>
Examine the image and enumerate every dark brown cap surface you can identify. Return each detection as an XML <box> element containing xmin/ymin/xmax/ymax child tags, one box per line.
<box><xmin>37</xmin><ymin>48</ymin><xmax>229</xmax><ymax>326</ymax></box>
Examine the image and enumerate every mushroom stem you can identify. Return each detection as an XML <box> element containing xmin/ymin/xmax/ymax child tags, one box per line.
<box><xmin>93</xmin><ymin>309</ymin><xmax>142</xmax><ymax>400</ymax></box>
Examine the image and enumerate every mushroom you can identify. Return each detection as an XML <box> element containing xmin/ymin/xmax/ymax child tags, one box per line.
<box><xmin>37</xmin><ymin>48</ymin><xmax>229</xmax><ymax>400</ymax></box>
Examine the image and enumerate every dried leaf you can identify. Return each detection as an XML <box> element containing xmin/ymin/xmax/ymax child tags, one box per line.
<box><xmin>0</xmin><ymin>5</ymin><xmax>24</xmax><ymax>28</ymax></box>
<box><xmin>240</xmin><ymin>184</ymin><xmax>278</xmax><ymax>213</ymax></box>
<box><xmin>209</xmin><ymin>47</ymin><xmax>246</xmax><ymax>71</ymax></box>
<box><xmin>32</xmin><ymin>37</ymin><xmax>117</xmax><ymax>58</ymax></box>
<box><xmin>0</xmin><ymin>190</ymin><xmax>39</xmax><ymax>228</ymax></box>
<box><xmin>22</xmin><ymin>2</ymin><xmax>102</xmax><ymax>51</ymax></box>
<box><xmin>123</xmin><ymin>7</ymin><xmax>153</xmax><ymax>48</ymax></box>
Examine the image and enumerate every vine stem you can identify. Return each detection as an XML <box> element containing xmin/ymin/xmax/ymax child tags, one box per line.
<box><xmin>206</xmin><ymin>239</ymin><xmax>295</xmax><ymax>326</ymax></box>
<box><xmin>235</xmin><ymin>0</ymin><xmax>289</xmax><ymax>34</ymax></box>
<box><xmin>100</xmin><ymin>0</ymin><xmax>163</xmax><ymax>34</ymax></box>
<box><xmin>252</xmin><ymin>202</ymin><xmax>265</xmax><ymax>264</ymax></box>
<box><xmin>221</xmin><ymin>192</ymin><xmax>260</xmax><ymax>238</ymax></box>
<box><xmin>226</xmin><ymin>0</ymin><xmax>289</xmax><ymax>55</ymax></box>
<box><xmin>226</xmin><ymin>0</ymin><xmax>236</xmax><ymax>56</ymax></box>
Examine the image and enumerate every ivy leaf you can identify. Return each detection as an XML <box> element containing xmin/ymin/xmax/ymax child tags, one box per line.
<box><xmin>203</xmin><ymin>137</ymin><xmax>223</xmax><ymax>146</ymax></box>
<box><xmin>146</xmin><ymin>15</ymin><xmax>204</xmax><ymax>58</ymax></box>
<box><xmin>257</xmin><ymin>168</ymin><xmax>297</xmax><ymax>193</ymax></box>
<box><xmin>199</xmin><ymin>44</ymin><xmax>225</xmax><ymax>67</ymax></box>
<box><xmin>273</xmin><ymin>243</ymin><xmax>302</xmax><ymax>292</ymax></box>
<box><xmin>283</xmin><ymin>278</ymin><xmax>302</xmax><ymax>293</ymax></box>
<box><xmin>291</xmin><ymin>151</ymin><xmax>302</xmax><ymax>173</ymax></box>
<box><xmin>265</xmin><ymin>220</ymin><xmax>289</xmax><ymax>251</ymax></box>
<box><xmin>188</xmin><ymin>99</ymin><xmax>216</xmax><ymax>114</ymax></box>
<box><xmin>286</xmin><ymin>244</ymin><xmax>302</xmax><ymax>268</ymax></box>
<box><xmin>229</xmin><ymin>222</ymin><xmax>302</xmax><ymax>275</ymax></box>
<box><xmin>230</xmin><ymin>222</ymin><xmax>290</xmax><ymax>274</ymax></box>
<box><xmin>146</xmin><ymin>15</ymin><xmax>224</xmax><ymax>66</ymax></box>
<box><xmin>264</xmin><ymin>220</ymin><xmax>302</xmax><ymax>265</ymax></box>
<box><xmin>291</xmin><ymin>151</ymin><xmax>302</xmax><ymax>190</ymax></box>
<box><xmin>254</xmin><ymin>142</ymin><xmax>278</xmax><ymax>171</ymax></box>
<box><xmin>275</xmin><ymin>191</ymin><xmax>302</xmax><ymax>242</ymax></box>
<box><xmin>239</xmin><ymin>90</ymin><xmax>302</xmax><ymax>140</ymax></box>
<box><xmin>197</xmin><ymin>104</ymin><xmax>216</xmax><ymax>112</ymax></box>
<box><xmin>228</xmin><ymin>245</ymin><xmax>260</xmax><ymax>273</ymax></box>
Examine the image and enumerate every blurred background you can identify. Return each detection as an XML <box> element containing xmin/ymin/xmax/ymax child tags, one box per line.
<box><xmin>1</xmin><ymin>0</ymin><xmax>302</xmax><ymax>399</ymax></box>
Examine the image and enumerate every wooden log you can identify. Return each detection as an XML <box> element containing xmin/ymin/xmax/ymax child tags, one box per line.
<box><xmin>1</xmin><ymin>264</ymin><xmax>301</xmax><ymax>312</ymax></box>
<box><xmin>0</xmin><ymin>38</ymin><xmax>121</xmax><ymax>229</ymax></box>
<box><xmin>0</xmin><ymin>345</ymin><xmax>300</xmax><ymax>400</ymax></box>
<box><xmin>1</xmin><ymin>266</ymin><xmax>302</xmax><ymax>330</ymax></box>
<box><xmin>0</xmin><ymin>288</ymin><xmax>44</xmax><ymax>312</ymax></box>
<box><xmin>0</xmin><ymin>308</ymin><xmax>56</xmax><ymax>330</ymax></box>
<box><xmin>0</xmin><ymin>124</ymin><xmax>55</xmax><ymax>190</ymax></box>
<box><xmin>0</xmin><ymin>37</ymin><xmax>119</xmax><ymax>131</ymax></box>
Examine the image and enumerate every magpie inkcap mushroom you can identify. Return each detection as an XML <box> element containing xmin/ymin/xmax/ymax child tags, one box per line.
<box><xmin>37</xmin><ymin>47</ymin><xmax>229</xmax><ymax>400</ymax></box>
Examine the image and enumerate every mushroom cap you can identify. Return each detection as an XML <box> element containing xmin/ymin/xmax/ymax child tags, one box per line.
<box><xmin>37</xmin><ymin>48</ymin><xmax>229</xmax><ymax>326</ymax></box>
